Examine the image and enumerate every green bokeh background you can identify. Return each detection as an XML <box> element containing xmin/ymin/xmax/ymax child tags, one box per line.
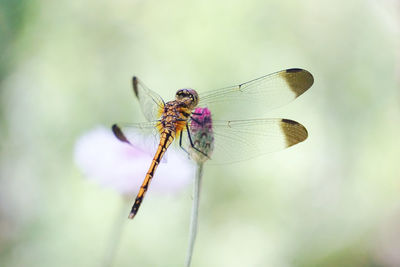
<box><xmin>1</xmin><ymin>0</ymin><xmax>399</xmax><ymax>266</ymax></box>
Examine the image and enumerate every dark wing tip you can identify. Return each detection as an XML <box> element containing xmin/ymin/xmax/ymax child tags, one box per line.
<box><xmin>286</xmin><ymin>68</ymin><xmax>303</xmax><ymax>73</ymax></box>
<box><xmin>111</xmin><ymin>124</ymin><xmax>131</xmax><ymax>144</ymax></box>
<box><xmin>132</xmin><ymin>76</ymin><xmax>139</xmax><ymax>97</ymax></box>
<box><xmin>280</xmin><ymin>119</ymin><xmax>308</xmax><ymax>147</ymax></box>
<box><xmin>282</xmin><ymin>68</ymin><xmax>314</xmax><ymax>97</ymax></box>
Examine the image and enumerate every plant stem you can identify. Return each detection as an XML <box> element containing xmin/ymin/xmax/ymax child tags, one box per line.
<box><xmin>185</xmin><ymin>162</ymin><xmax>204</xmax><ymax>267</ymax></box>
<box><xmin>102</xmin><ymin>198</ymin><xmax>127</xmax><ymax>267</ymax></box>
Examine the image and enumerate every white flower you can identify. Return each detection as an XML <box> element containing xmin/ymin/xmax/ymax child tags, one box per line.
<box><xmin>74</xmin><ymin>126</ymin><xmax>195</xmax><ymax>196</ymax></box>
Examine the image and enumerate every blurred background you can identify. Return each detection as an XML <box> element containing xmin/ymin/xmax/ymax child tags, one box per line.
<box><xmin>1</xmin><ymin>0</ymin><xmax>399</xmax><ymax>266</ymax></box>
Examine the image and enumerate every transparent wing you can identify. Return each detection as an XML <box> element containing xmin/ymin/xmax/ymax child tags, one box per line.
<box><xmin>112</xmin><ymin>121</ymin><xmax>161</xmax><ymax>157</ymax></box>
<box><xmin>132</xmin><ymin>77</ymin><xmax>165</xmax><ymax>122</ymax></box>
<box><xmin>181</xmin><ymin>118</ymin><xmax>308</xmax><ymax>164</ymax></box>
<box><xmin>198</xmin><ymin>68</ymin><xmax>314</xmax><ymax>120</ymax></box>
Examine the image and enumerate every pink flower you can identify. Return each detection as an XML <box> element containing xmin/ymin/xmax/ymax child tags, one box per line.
<box><xmin>74</xmin><ymin>126</ymin><xmax>195</xmax><ymax>196</ymax></box>
<box><xmin>189</xmin><ymin>107</ymin><xmax>214</xmax><ymax>163</ymax></box>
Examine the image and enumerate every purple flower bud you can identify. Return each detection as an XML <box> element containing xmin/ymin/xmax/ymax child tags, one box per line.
<box><xmin>189</xmin><ymin>107</ymin><xmax>214</xmax><ymax>163</ymax></box>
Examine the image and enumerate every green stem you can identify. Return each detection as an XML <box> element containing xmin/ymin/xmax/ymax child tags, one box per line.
<box><xmin>185</xmin><ymin>162</ymin><xmax>204</xmax><ymax>267</ymax></box>
<box><xmin>101</xmin><ymin>198</ymin><xmax>127</xmax><ymax>267</ymax></box>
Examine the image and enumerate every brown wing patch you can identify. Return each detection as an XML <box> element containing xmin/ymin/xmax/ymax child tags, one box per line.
<box><xmin>111</xmin><ymin>124</ymin><xmax>132</xmax><ymax>144</ymax></box>
<box><xmin>132</xmin><ymin>76</ymin><xmax>139</xmax><ymax>97</ymax></box>
<box><xmin>281</xmin><ymin>69</ymin><xmax>314</xmax><ymax>97</ymax></box>
<box><xmin>280</xmin><ymin>119</ymin><xmax>308</xmax><ymax>147</ymax></box>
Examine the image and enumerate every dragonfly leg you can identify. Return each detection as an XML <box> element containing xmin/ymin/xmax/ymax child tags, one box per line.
<box><xmin>189</xmin><ymin>116</ymin><xmax>204</xmax><ymax>127</ymax></box>
<box><xmin>186</xmin><ymin>124</ymin><xmax>209</xmax><ymax>158</ymax></box>
<box><xmin>179</xmin><ymin>131</ymin><xmax>190</xmax><ymax>156</ymax></box>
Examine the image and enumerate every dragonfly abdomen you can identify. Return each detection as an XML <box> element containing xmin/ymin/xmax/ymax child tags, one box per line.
<box><xmin>128</xmin><ymin>130</ymin><xmax>174</xmax><ymax>219</ymax></box>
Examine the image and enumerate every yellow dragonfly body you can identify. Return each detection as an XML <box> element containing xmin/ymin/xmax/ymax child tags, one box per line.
<box><xmin>112</xmin><ymin>68</ymin><xmax>314</xmax><ymax>219</ymax></box>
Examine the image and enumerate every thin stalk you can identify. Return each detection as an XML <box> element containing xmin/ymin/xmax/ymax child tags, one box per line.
<box><xmin>102</xmin><ymin>198</ymin><xmax>127</xmax><ymax>267</ymax></box>
<box><xmin>185</xmin><ymin>162</ymin><xmax>204</xmax><ymax>267</ymax></box>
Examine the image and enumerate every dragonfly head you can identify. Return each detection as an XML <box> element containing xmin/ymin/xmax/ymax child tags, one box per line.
<box><xmin>175</xmin><ymin>88</ymin><xmax>199</xmax><ymax>109</ymax></box>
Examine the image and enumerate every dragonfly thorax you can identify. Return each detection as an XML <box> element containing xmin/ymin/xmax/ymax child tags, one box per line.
<box><xmin>175</xmin><ymin>88</ymin><xmax>199</xmax><ymax>110</ymax></box>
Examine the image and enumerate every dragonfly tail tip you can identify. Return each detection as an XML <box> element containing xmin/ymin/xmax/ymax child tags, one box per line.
<box><xmin>128</xmin><ymin>212</ymin><xmax>136</xmax><ymax>220</ymax></box>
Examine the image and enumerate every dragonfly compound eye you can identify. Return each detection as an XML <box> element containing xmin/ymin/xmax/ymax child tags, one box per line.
<box><xmin>176</xmin><ymin>89</ymin><xmax>198</xmax><ymax>106</ymax></box>
<box><xmin>187</xmin><ymin>89</ymin><xmax>199</xmax><ymax>107</ymax></box>
<box><xmin>175</xmin><ymin>89</ymin><xmax>186</xmax><ymax>99</ymax></box>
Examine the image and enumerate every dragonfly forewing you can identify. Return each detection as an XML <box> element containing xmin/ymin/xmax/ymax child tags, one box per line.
<box><xmin>132</xmin><ymin>77</ymin><xmax>165</xmax><ymax>122</ymax></box>
<box><xmin>198</xmin><ymin>68</ymin><xmax>313</xmax><ymax>120</ymax></box>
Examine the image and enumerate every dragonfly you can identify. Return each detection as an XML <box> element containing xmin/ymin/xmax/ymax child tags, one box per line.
<box><xmin>112</xmin><ymin>68</ymin><xmax>314</xmax><ymax>219</ymax></box>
